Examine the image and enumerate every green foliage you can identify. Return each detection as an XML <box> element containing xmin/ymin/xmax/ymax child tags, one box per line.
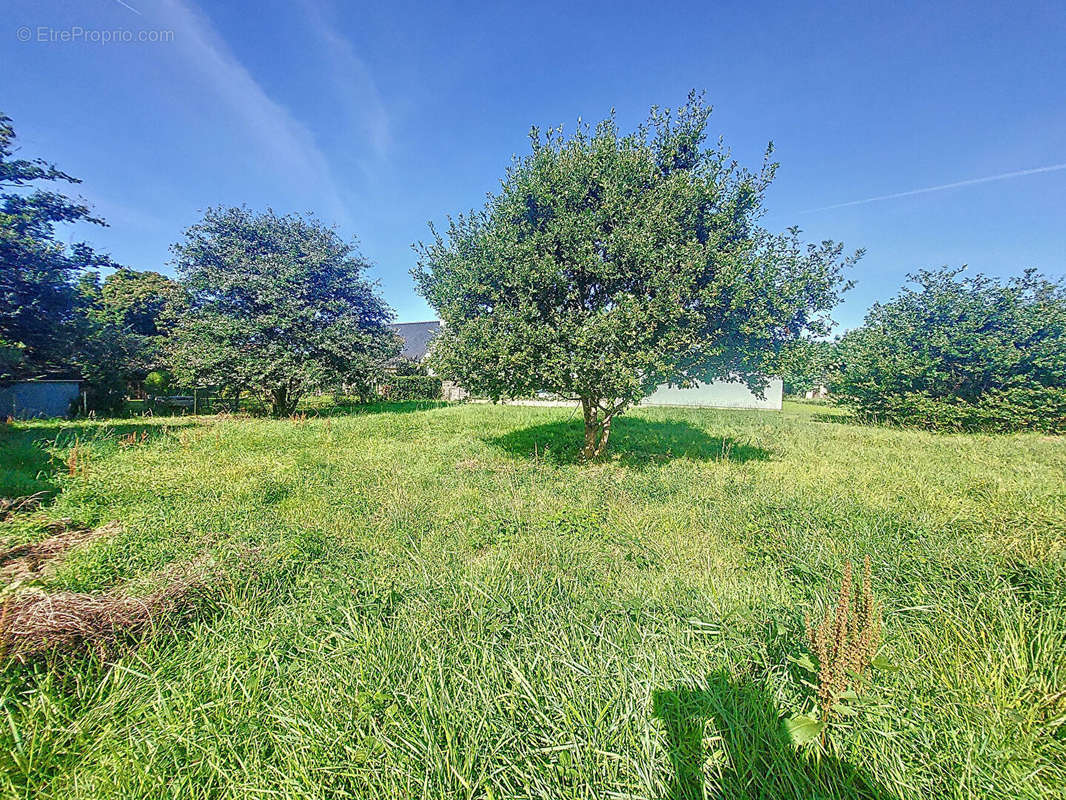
<box><xmin>79</xmin><ymin>268</ymin><xmax>187</xmax><ymax>381</ymax></box>
<box><xmin>837</xmin><ymin>267</ymin><xmax>1066</xmax><ymax>432</ymax></box>
<box><xmin>414</xmin><ymin>92</ymin><xmax>857</xmax><ymax>457</ymax></box>
<box><xmin>783</xmin><ymin>714</ymin><xmax>826</xmax><ymax>746</ymax></box>
<box><xmin>0</xmin><ymin>112</ymin><xmax>115</xmax><ymax>383</ymax></box>
<box><xmin>144</xmin><ymin>370</ymin><xmax>173</xmax><ymax>395</ymax></box>
<box><xmin>382</xmin><ymin>374</ymin><xmax>442</xmax><ymax>401</ymax></box>
<box><xmin>169</xmin><ymin>207</ymin><xmax>400</xmax><ymax>416</ymax></box>
<box><xmin>391</xmin><ymin>356</ymin><xmax>427</xmax><ymax>377</ymax></box>
<box><xmin>779</xmin><ymin>337</ymin><xmax>838</xmax><ymax>396</ymax></box>
<box><xmin>96</xmin><ymin>267</ymin><xmax>186</xmax><ymax>338</ymax></box>
<box><xmin>74</xmin><ymin>318</ymin><xmax>137</xmax><ymax>415</ymax></box>
<box><xmin>0</xmin><ymin>338</ymin><xmax>25</xmax><ymax>383</ymax></box>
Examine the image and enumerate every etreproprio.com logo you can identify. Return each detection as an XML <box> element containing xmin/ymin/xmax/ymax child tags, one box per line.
<box><xmin>16</xmin><ymin>26</ymin><xmax>175</xmax><ymax>44</ymax></box>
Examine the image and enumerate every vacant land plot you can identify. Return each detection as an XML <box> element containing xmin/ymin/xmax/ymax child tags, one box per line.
<box><xmin>0</xmin><ymin>402</ymin><xmax>1063</xmax><ymax>799</ymax></box>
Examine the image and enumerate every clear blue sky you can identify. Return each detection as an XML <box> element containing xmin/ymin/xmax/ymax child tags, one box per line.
<box><xmin>4</xmin><ymin>0</ymin><xmax>1064</xmax><ymax>329</ymax></box>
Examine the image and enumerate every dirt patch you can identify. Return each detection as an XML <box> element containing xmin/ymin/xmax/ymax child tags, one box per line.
<box><xmin>0</xmin><ymin>521</ymin><xmax>121</xmax><ymax>584</ymax></box>
<box><xmin>0</xmin><ymin>559</ymin><xmax>217</xmax><ymax>661</ymax></box>
<box><xmin>0</xmin><ymin>491</ymin><xmax>50</xmax><ymax>522</ymax></box>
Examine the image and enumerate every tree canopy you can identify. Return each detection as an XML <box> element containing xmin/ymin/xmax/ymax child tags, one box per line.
<box><xmin>77</xmin><ymin>267</ymin><xmax>187</xmax><ymax>385</ymax></box>
<box><xmin>837</xmin><ymin>267</ymin><xmax>1066</xmax><ymax>431</ymax></box>
<box><xmin>0</xmin><ymin>112</ymin><xmax>115</xmax><ymax>384</ymax></box>
<box><xmin>414</xmin><ymin>94</ymin><xmax>858</xmax><ymax>457</ymax></box>
<box><xmin>779</xmin><ymin>337</ymin><xmax>839</xmax><ymax>397</ymax></box>
<box><xmin>171</xmin><ymin>207</ymin><xmax>400</xmax><ymax>416</ymax></box>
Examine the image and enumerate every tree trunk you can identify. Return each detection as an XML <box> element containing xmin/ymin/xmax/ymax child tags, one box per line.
<box><xmin>271</xmin><ymin>385</ymin><xmax>290</xmax><ymax>417</ymax></box>
<box><xmin>580</xmin><ymin>397</ymin><xmax>614</xmax><ymax>461</ymax></box>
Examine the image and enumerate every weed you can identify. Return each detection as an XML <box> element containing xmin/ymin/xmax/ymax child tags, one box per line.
<box><xmin>118</xmin><ymin>431</ymin><xmax>150</xmax><ymax>448</ymax></box>
<box><xmin>808</xmin><ymin>556</ymin><xmax>882</xmax><ymax>720</ymax></box>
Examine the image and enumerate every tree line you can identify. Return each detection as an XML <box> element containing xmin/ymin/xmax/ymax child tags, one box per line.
<box><xmin>781</xmin><ymin>267</ymin><xmax>1066</xmax><ymax>431</ymax></box>
<box><xmin>2</xmin><ymin>96</ymin><xmax>1063</xmax><ymax>446</ymax></box>
<box><xmin>1</xmin><ymin>113</ymin><xmax>399</xmax><ymax>417</ymax></box>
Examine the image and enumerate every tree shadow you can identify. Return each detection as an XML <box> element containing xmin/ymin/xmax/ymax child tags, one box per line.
<box><xmin>652</xmin><ymin>672</ymin><xmax>898</xmax><ymax>800</ymax></box>
<box><xmin>486</xmin><ymin>417</ymin><xmax>770</xmax><ymax>467</ymax></box>
<box><xmin>297</xmin><ymin>400</ymin><xmax>450</xmax><ymax>417</ymax></box>
<box><xmin>0</xmin><ymin>421</ymin><xmax>195</xmax><ymax>503</ymax></box>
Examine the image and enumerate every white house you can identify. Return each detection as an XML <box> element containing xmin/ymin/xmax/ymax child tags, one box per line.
<box><xmin>389</xmin><ymin>321</ymin><xmax>782</xmax><ymax>411</ymax></box>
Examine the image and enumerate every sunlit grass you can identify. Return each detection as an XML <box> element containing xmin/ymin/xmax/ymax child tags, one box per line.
<box><xmin>0</xmin><ymin>401</ymin><xmax>1063</xmax><ymax>798</ymax></box>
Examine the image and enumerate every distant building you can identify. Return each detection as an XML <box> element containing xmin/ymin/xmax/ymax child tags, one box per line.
<box><xmin>389</xmin><ymin>321</ymin><xmax>467</xmax><ymax>401</ymax></box>
<box><xmin>390</xmin><ymin>321</ymin><xmax>442</xmax><ymax>361</ymax></box>
<box><xmin>388</xmin><ymin>321</ymin><xmax>781</xmax><ymax>411</ymax></box>
<box><xmin>0</xmin><ymin>380</ymin><xmax>82</xmax><ymax>419</ymax></box>
<box><xmin>640</xmin><ymin>378</ymin><xmax>782</xmax><ymax>410</ymax></box>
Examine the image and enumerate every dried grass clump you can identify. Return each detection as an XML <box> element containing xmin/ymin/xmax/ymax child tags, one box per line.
<box><xmin>0</xmin><ymin>560</ymin><xmax>217</xmax><ymax>661</ymax></box>
<box><xmin>0</xmin><ymin>491</ymin><xmax>50</xmax><ymax>521</ymax></box>
<box><xmin>808</xmin><ymin>555</ymin><xmax>881</xmax><ymax>719</ymax></box>
<box><xmin>0</xmin><ymin>521</ymin><xmax>120</xmax><ymax>583</ymax></box>
<box><xmin>118</xmin><ymin>430</ymin><xmax>150</xmax><ymax>447</ymax></box>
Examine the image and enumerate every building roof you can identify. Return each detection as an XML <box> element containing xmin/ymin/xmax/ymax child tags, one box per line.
<box><xmin>390</xmin><ymin>321</ymin><xmax>441</xmax><ymax>361</ymax></box>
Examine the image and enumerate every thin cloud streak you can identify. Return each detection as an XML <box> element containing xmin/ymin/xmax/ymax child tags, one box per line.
<box><xmin>301</xmin><ymin>0</ymin><xmax>392</xmax><ymax>160</ymax></box>
<box><xmin>801</xmin><ymin>163</ymin><xmax>1066</xmax><ymax>213</ymax></box>
<box><xmin>155</xmin><ymin>0</ymin><xmax>350</xmax><ymax>225</ymax></box>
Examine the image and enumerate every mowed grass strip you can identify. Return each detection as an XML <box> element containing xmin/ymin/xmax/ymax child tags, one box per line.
<box><xmin>0</xmin><ymin>401</ymin><xmax>1063</xmax><ymax>799</ymax></box>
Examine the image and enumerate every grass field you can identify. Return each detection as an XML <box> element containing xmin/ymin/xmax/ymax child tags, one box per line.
<box><xmin>1</xmin><ymin>401</ymin><xmax>1064</xmax><ymax>799</ymax></box>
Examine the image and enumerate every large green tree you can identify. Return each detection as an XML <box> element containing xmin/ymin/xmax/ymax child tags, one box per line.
<box><xmin>837</xmin><ymin>267</ymin><xmax>1066</xmax><ymax>431</ymax></box>
<box><xmin>0</xmin><ymin>112</ymin><xmax>115</xmax><ymax>383</ymax></box>
<box><xmin>171</xmin><ymin>207</ymin><xmax>400</xmax><ymax>416</ymax></box>
<box><xmin>79</xmin><ymin>267</ymin><xmax>187</xmax><ymax>380</ymax></box>
<box><xmin>414</xmin><ymin>94</ymin><xmax>858</xmax><ymax>458</ymax></box>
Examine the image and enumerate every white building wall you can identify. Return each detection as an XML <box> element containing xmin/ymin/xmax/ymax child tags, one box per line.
<box><xmin>640</xmin><ymin>377</ymin><xmax>783</xmax><ymax>410</ymax></box>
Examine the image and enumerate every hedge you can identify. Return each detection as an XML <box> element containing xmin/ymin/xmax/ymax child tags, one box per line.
<box><xmin>382</xmin><ymin>375</ymin><xmax>442</xmax><ymax>401</ymax></box>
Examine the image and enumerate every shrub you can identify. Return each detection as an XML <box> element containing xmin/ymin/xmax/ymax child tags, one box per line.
<box><xmin>837</xmin><ymin>267</ymin><xmax>1066</xmax><ymax>432</ymax></box>
<box><xmin>383</xmin><ymin>375</ymin><xmax>442</xmax><ymax>401</ymax></box>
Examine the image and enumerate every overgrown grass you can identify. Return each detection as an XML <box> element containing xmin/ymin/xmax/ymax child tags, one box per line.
<box><xmin>0</xmin><ymin>400</ymin><xmax>1063</xmax><ymax>799</ymax></box>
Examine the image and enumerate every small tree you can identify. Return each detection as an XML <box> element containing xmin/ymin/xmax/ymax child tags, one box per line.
<box><xmin>414</xmin><ymin>94</ymin><xmax>857</xmax><ymax>458</ymax></box>
<box><xmin>77</xmin><ymin>268</ymin><xmax>186</xmax><ymax>386</ymax></box>
<box><xmin>171</xmin><ymin>207</ymin><xmax>400</xmax><ymax>416</ymax></box>
<box><xmin>837</xmin><ymin>267</ymin><xmax>1066</xmax><ymax>432</ymax></box>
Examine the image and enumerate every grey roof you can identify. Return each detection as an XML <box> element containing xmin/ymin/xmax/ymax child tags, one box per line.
<box><xmin>390</xmin><ymin>321</ymin><xmax>441</xmax><ymax>361</ymax></box>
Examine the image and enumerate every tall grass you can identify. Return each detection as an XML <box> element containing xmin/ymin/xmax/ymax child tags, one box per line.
<box><xmin>0</xmin><ymin>401</ymin><xmax>1063</xmax><ymax>798</ymax></box>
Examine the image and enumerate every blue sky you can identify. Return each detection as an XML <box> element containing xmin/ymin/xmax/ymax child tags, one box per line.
<box><xmin>4</xmin><ymin>0</ymin><xmax>1064</xmax><ymax>330</ymax></box>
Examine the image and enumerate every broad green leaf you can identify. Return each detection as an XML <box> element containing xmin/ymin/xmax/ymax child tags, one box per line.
<box><xmin>788</xmin><ymin>653</ymin><xmax>818</xmax><ymax>673</ymax></box>
<box><xmin>871</xmin><ymin>656</ymin><xmax>900</xmax><ymax>672</ymax></box>
<box><xmin>783</xmin><ymin>714</ymin><xmax>826</xmax><ymax>746</ymax></box>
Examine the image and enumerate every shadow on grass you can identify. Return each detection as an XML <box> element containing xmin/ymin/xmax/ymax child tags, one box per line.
<box><xmin>653</xmin><ymin>672</ymin><xmax>897</xmax><ymax>800</ymax></box>
<box><xmin>0</xmin><ymin>421</ymin><xmax>194</xmax><ymax>503</ymax></box>
<box><xmin>298</xmin><ymin>400</ymin><xmax>449</xmax><ymax>417</ymax></box>
<box><xmin>486</xmin><ymin>417</ymin><xmax>770</xmax><ymax>467</ymax></box>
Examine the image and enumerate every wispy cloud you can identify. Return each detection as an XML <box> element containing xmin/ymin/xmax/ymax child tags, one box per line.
<box><xmin>300</xmin><ymin>0</ymin><xmax>392</xmax><ymax>161</ymax></box>
<box><xmin>155</xmin><ymin>0</ymin><xmax>349</xmax><ymax>222</ymax></box>
<box><xmin>801</xmin><ymin>163</ymin><xmax>1066</xmax><ymax>213</ymax></box>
